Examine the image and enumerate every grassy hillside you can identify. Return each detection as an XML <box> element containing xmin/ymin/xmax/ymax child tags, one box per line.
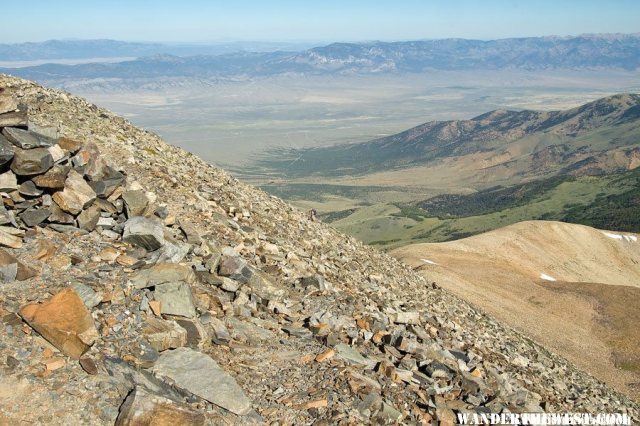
<box><xmin>331</xmin><ymin>168</ymin><xmax>640</xmax><ymax>249</ymax></box>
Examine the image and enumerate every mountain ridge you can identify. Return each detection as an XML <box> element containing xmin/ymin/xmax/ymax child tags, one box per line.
<box><xmin>256</xmin><ymin>93</ymin><xmax>640</xmax><ymax>179</ymax></box>
<box><xmin>3</xmin><ymin>34</ymin><xmax>640</xmax><ymax>83</ymax></box>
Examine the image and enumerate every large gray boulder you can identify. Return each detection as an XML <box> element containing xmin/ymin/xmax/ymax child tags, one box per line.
<box><xmin>2</xmin><ymin>127</ymin><xmax>55</xmax><ymax>149</ymax></box>
<box><xmin>152</xmin><ymin>347</ymin><xmax>252</xmax><ymax>416</ymax></box>
<box><xmin>10</xmin><ymin>147</ymin><xmax>54</xmax><ymax>176</ymax></box>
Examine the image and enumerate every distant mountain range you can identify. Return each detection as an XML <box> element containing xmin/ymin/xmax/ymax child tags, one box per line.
<box><xmin>0</xmin><ymin>39</ymin><xmax>315</xmax><ymax>61</ymax></box>
<box><xmin>2</xmin><ymin>34</ymin><xmax>639</xmax><ymax>82</ymax></box>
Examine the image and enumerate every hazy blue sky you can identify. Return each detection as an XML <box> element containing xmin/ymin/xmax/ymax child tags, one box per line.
<box><xmin>2</xmin><ymin>0</ymin><xmax>639</xmax><ymax>43</ymax></box>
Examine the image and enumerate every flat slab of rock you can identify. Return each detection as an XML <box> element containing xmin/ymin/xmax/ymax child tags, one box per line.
<box><xmin>11</xmin><ymin>147</ymin><xmax>54</xmax><ymax>176</ymax></box>
<box><xmin>19</xmin><ymin>288</ymin><xmax>98</xmax><ymax>359</ymax></box>
<box><xmin>0</xmin><ymin>107</ymin><xmax>28</xmax><ymax>127</ymax></box>
<box><xmin>123</xmin><ymin>216</ymin><xmax>165</xmax><ymax>251</ymax></box>
<box><xmin>52</xmin><ymin>169</ymin><xmax>96</xmax><ymax>215</ymax></box>
<box><xmin>154</xmin><ymin>282</ymin><xmax>197</xmax><ymax>318</ymax></box>
<box><xmin>153</xmin><ymin>347</ymin><xmax>252</xmax><ymax>416</ymax></box>
<box><xmin>2</xmin><ymin>127</ymin><xmax>55</xmax><ymax>149</ymax></box>
<box><xmin>394</xmin><ymin>311</ymin><xmax>421</xmax><ymax>325</ymax></box>
<box><xmin>115</xmin><ymin>386</ymin><xmax>205</xmax><ymax>426</ymax></box>
<box><xmin>32</xmin><ymin>164</ymin><xmax>69</xmax><ymax>189</ymax></box>
<box><xmin>20</xmin><ymin>208</ymin><xmax>51</xmax><ymax>227</ymax></box>
<box><xmin>335</xmin><ymin>343</ymin><xmax>374</xmax><ymax>368</ymax></box>
<box><xmin>130</xmin><ymin>263</ymin><xmax>196</xmax><ymax>289</ymax></box>
<box><xmin>0</xmin><ymin>229</ymin><xmax>22</xmax><ymax>249</ymax></box>
<box><xmin>0</xmin><ymin>170</ymin><xmax>18</xmax><ymax>192</ymax></box>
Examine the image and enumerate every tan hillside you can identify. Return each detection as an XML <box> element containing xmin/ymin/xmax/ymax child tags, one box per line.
<box><xmin>392</xmin><ymin>220</ymin><xmax>640</xmax><ymax>399</ymax></box>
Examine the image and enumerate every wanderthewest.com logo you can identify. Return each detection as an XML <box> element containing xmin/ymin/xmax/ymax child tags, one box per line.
<box><xmin>456</xmin><ymin>412</ymin><xmax>632</xmax><ymax>425</ymax></box>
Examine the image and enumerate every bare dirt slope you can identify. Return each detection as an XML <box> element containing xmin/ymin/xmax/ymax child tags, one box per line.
<box><xmin>392</xmin><ymin>220</ymin><xmax>640</xmax><ymax>399</ymax></box>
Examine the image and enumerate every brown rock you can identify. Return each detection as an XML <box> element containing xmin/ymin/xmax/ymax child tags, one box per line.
<box><xmin>34</xmin><ymin>240</ymin><xmax>58</xmax><ymax>260</ymax></box>
<box><xmin>142</xmin><ymin>317</ymin><xmax>187</xmax><ymax>352</ymax></box>
<box><xmin>115</xmin><ymin>386</ymin><xmax>205</xmax><ymax>426</ymax></box>
<box><xmin>43</xmin><ymin>357</ymin><xmax>65</xmax><ymax>371</ymax></box>
<box><xmin>58</xmin><ymin>137</ymin><xmax>83</xmax><ymax>153</ymax></box>
<box><xmin>0</xmin><ymin>248</ymin><xmax>35</xmax><ymax>281</ymax></box>
<box><xmin>19</xmin><ymin>288</ymin><xmax>99</xmax><ymax>359</ymax></box>
<box><xmin>149</xmin><ymin>300</ymin><xmax>162</xmax><ymax>316</ymax></box>
<box><xmin>79</xmin><ymin>357</ymin><xmax>99</xmax><ymax>375</ymax></box>
<box><xmin>0</xmin><ymin>229</ymin><xmax>22</xmax><ymax>249</ymax></box>
<box><xmin>303</xmin><ymin>399</ymin><xmax>328</xmax><ymax>409</ymax></box>
<box><xmin>52</xmin><ymin>170</ymin><xmax>96</xmax><ymax>215</ymax></box>
<box><xmin>32</xmin><ymin>165</ymin><xmax>70</xmax><ymax>189</ymax></box>
<box><xmin>315</xmin><ymin>348</ymin><xmax>335</xmax><ymax>362</ymax></box>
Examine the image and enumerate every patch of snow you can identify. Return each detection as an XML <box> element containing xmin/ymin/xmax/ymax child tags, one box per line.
<box><xmin>603</xmin><ymin>232</ymin><xmax>624</xmax><ymax>240</ymax></box>
<box><xmin>421</xmin><ymin>258</ymin><xmax>438</xmax><ymax>265</ymax></box>
<box><xmin>540</xmin><ymin>273</ymin><xmax>556</xmax><ymax>282</ymax></box>
<box><xmin>602</xmin><ymin>231</ymin><xmax>638</xmax><ymax>242</ymax></box>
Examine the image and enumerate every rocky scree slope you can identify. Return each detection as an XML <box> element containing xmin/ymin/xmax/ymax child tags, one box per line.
<box><xmin>0</xmin><ymin>74</ymin><xmax>638</xmax><ymax>425</ymax></box>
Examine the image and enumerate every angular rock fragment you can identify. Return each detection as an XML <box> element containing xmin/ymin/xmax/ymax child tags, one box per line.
<box><xmin>47</xmin><ymin>144</ymin><xmax>66</xmax><ymax>162</ymax></box>
<box><xmin>153</xmin><ymin>347</ymin><xmax>252</xmax><ymax>415</ymax></box>
<box><xmin>142</xmin><ymin>317</ymin><xmax>188</xmax><ymax>351</ymax></box>
<box><xmin>2</xmin><ymin>127</ymin><xmax>55</xmax><ymax>149</ymax></box>
<box><xmin>11</xmin><ymin>147</ymin><xmax>54</xmax><ymax>176</ymax></box>
<box><xmin>18</xmin><ymin>180</ymin><xmax>43</xmax><ymax>197</ymax></box>
<box><xmin>19</xmin><ymin>288</ymin><xmax>99</xmax><ymax>359</ymax></box>
<box><xmin>154</xmin><ymin>282</ymin><xmax>197</xmax><ymax>318</ymax></box>
<box><xmin>394</xmin><ymin>311</ymin><xmax>420</xmax><ymax>325</ymax></box>
<box><xmin>72</xmin><ymin>142</ymin><xmax>104</xmax><ymax>178</ymax></box>
<box><xmin>122</xmin><ymin>339</ymin><xmax>159</xmax><ymax>368</ymax></box>
<box><xmin>217</xmin><ymin>254</ymin><xmax>253</xmax><ymax>283</ymax></box>
<box><xmin>20</xmin><ymin>208</ymin><xmax>51</xmax><ymax>227</ymax></box>
<box><xmin>32</xmin><ymin>164</ymin><xmax>69</xmax><ymax>189</ymax></box>
<box><xmin>70</xmin><ymin>282</ymin><xmax>103</xmax><ymax>309</ymax></box>
<box><xmin>115</xmin><ymin>386</ymin><xmax>205</xmax><ymax>426</ymax></box>
<box><xmin>122</xmin><ymin>189</ymin><xmax>149</xmax><ymax>217</ymax></box>
<box><xmin>0</xmin><ymin>91</ymin><xmax>18</xmax><ymax>114</ymax></box>
<box><xmin>88</xmin><ymin>167</ymin><xmax>125</xmax><ymax>198</ymax></box>
<box><xmin>58</xmin><ymin>136</ymin><xmax>83</xmax><ymax>153</ymax></box>
<box><xmin>0</xmin><ymin>105</ymin><xmax>27</xmax><ymax>127</ymax></box>
<box><xmin>0</xmin><ymin>205</ymin><xmax>12</xmax><ymax>226</ymax></box>
<box><xmin>0</xmin><ymin>133</ymin><xmax>15</xmax><ymax>167</ymax></box>
<box><xmin>52</xmin><ymin>169</ymin><xmax>96</xmax><ymax>215</ymax></box>
<box><xmin>0</xmin><ymin>247</ymin><xmax>34</xmax><ymax>282</ymax></box>
<box><xmin>47</xmin><ymin>203</ymin><xmax>75</xmax><ymax>224</ymax></box>
<box><xmin>335</xmin><ymin>343</ymin><xmax>373</xmax><ymax>367</ymax></box>
<box><xmin>177</xmin><ymin>219</ymin><xmax>201</xmax><ymax>244</ymax></box>
<box><xmin>130</xmin><ymin>263</ymin><xmax>196</xmax><ymax>289</ymax></box>
<box><xmin>209</xmin><ymin>317</ymin><xmax>232</xmax><ymax>345</ymax></box>
<box><xmin>0</xmin><ymin>170</ymin><xmax>18</xmax><ymax>192</ymax></box>
<box><xmin>0</xmin><ymin>228</ymin><xmax>22</xmax><ymax>249</ymax></box>
<box><xmin>76</xmin><ymin>204</ymin><xmax>101</xmax><ymax>231</ymax></box>
<box><xmin>122</xmin><ymin>216</ymin><xmax>165</xmax><ymax>251</ymax></box>
<box><xmin>174</xmin><ymin>317</ymin><xmax>207</xmax><ymax>347</ymax></box>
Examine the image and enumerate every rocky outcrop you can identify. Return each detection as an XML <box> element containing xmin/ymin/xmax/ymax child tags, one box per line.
<box><xmin>0</xmin><ymin>75</ymin><xmax>638</xmax><ymax>425</ymax></box>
